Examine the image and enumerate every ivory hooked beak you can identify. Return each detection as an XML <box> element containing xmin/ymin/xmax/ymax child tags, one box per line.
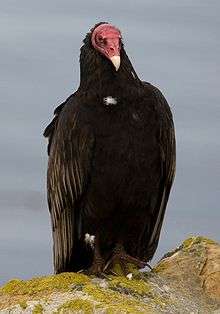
<box><xmin>110</xmin><ymin>55</ymin><xmax>121</xmax><ymax>71</ymax></box>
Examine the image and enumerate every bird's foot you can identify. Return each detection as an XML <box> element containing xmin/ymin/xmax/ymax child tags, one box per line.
<box><xmin>85</xmin><ymin>258</ymin><xmax>105</xmax><ymax>276</ymax></box>
<box><xmin>104</xmin><ymin>245</ymin><xmax>147</xmax><ymax>275</ymax></box>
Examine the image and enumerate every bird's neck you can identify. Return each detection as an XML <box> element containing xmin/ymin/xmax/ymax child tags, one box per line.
<box><xmin>78</xmin><ymin>45</ymin><xmax>142</xmax><ymax>100</ymax></box>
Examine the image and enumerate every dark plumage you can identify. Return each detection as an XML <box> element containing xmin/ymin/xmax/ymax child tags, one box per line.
<box><xmin>44</xmin><ymin>22</ymin><xmax>176</xmax><ymax>274</ymax></box>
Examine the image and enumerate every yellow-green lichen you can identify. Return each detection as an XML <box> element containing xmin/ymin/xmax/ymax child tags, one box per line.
<box><xmin>55</xmin><ymin>299</ymin><xmax>94</xmax><ymax>314</ymax></box>
<box><xmin>19</xmin><ymin>300</ymin><xmax>28</xmax><ymax>309</ymax></box>
<box><xmin>110</xmin><ymin>276</ymin><xmax>169</xmax><ymax>309</ymax></box>
<box><xmin>154</xmin><ymin>236</ymin><xmax>217</xmax><ymax>273</ymax></box>
<box><xmin>153</xmin><ymin>260</ymin><xmax>169</xmax><ymax>274</ymax></box>
<box><xmin>83</xmin><ymin>282</ymin><xmax>154</xmax><ymax>313</ymax></box>
<box><xmin>1</xmin><ymin>272</ymin><xmax>90</xmax><ymax>296</ymax></box>
<box><xmin>33</xmin><ymin>303</ymin><xmax>43</xmax><ymax>314</ymax></box>
<box><xmin>109</xmin><ymin>275</ymin><xmax>152</xmax><ymax>296</ymax></box>
<box><xmin>0</xmin><ymin>273</ymin><xmax>90</xmax><ymax>310</ymax></box>
<box><xmin>182</xmin><ymin>236</ymin><xmax>216</xmax><ymax>251</ymax></box>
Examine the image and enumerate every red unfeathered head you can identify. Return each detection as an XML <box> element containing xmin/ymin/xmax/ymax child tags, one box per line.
<box><xmin>91</xmin><ymin>23</ymin><xmax>122</xmax><ymax>71</ymax></box>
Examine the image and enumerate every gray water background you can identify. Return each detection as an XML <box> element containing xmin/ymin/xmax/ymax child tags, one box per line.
<box><xmin>0</xmin><ymin>1</ymin><xmax>219</xmax><ymax>284</ymax></box>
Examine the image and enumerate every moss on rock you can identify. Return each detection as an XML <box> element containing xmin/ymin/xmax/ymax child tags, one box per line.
<box><xmin>33</xmin><ymin>303</ymin><xmax>43</xmax><ymax>314</ymax></box>
<box><xmin>1</xmin><ymin>273</ymin><xmax>90</xmax><ymax>297</ymax></box>
<box><xmin>55</xmin><ymin>299</ymin><xmax>94</xmax><ymax>313</ymax></box>
<box><xmin>0</xmin><ymin>236</ymin><xmax>219</xmax><ymax>313</ymax></box>
<box><xmin>109</xmin><ymin>275</ymin><xmax>151</xmax><ymax>296</ymax></box>
<box><xmin>153</xmin><ymin>261</ymin><xmax>169</xmax><ymax>274</ymax></box>
<box><xmin>18</xmin><ymin>300</ymin><xmax>27</xmax><ymax>310</ymax></box>
<box><xmin>154</xmin><ymin>236</ymin><xmax>217</xmax><ymax>274</ymax></box>
<box><xmin>182</xmin><ymin>236</ymin><xmax>216</xmax><ymax>251</ymax></box>
<box><xmin>83</xmin><ymin>282</ymin><xmax>154</xmax><ymax>313</ymax></box>
<box><xmin>0</xmin><ymin>273</ymin><xmax>90</xmax><ymax>310</ymax></box>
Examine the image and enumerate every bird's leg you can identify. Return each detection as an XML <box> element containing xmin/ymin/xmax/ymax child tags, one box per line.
<box><xmin>104</xmin><ymin>242</ymin><xmax>147</xmax><ymax>275</ymax></box>
<box><xmin>87</xmin><ymin>235</ymin><xmax>105</xmax><ymax>275</ymax></box>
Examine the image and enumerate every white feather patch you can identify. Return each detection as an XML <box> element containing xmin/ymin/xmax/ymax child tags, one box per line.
<box><xmin>103</xmin><ymin>96</ymin><xmax>117</xmax><ymax>106</ymax></box>
<box><xmin>84</xmin><ymin>233</ymin><xmax>95</xmax><ymax>248</ymax></box>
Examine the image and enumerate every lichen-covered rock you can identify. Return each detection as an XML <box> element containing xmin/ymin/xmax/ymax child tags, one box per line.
<box><xmin>0</xmin><ymin>236</ymin><xmax>219</xmax><ymax>313</ymax></box>
<box><xmin>155</xmin><ymin>236</ymin><xmax>220</xmax><ymax>304</ymax></box>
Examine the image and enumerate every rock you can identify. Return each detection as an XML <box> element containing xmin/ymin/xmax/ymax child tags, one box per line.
<box><xmin>0</xmin><ymin>236</ymin><xmax>219</xmax><ymax>313</ymax></box>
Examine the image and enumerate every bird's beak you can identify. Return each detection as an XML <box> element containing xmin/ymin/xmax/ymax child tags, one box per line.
<box><xmin>110</xmin><ymin>55</ymin><xmax>121</xmax><ymax>71</ymax></box>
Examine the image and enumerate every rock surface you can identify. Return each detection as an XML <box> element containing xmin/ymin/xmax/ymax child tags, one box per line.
<box><xmin>0</xmin><ymin>236</ymin><xmax>219</xmax><ymax>313</ymax></box>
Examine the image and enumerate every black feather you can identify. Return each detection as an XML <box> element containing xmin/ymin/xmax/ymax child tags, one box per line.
<box><xmin>44</xmin><ymin>24</ymin><xmax>176</xmax><ymax>273</ymax></box>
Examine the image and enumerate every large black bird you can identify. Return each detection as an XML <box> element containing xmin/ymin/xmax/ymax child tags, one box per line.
<box><xmin>44</xmin><ymin>22</ymin><xmax>176</xmax><ymax>274</ymax></box>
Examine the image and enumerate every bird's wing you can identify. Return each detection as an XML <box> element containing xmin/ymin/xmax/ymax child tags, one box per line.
<box><xmin>43</xmin><ymin>94</ymin><xmax>75</xmax><ymax>155</ymax></box>
<box><xmin>44</xmin><ymin>96</ymin><xmax>94</xmax><ymax>273</ymax></box>
<box><xmin>142</xmin><ymin>83</ymin><xmax>176</xmax><ymax>260</ymax></box>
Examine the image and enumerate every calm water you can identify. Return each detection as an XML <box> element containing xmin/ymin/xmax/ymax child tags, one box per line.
<box><xmin>0</xmin><ymin>1</ymin><xmax>219</xmax><ymax>284</ymax></box>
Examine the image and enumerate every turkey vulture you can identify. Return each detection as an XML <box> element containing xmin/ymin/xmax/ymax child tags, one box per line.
<box><xmin>44</xmin><ymin>22</ymin><xmax>176</xmax><ymax>274</ymax></box>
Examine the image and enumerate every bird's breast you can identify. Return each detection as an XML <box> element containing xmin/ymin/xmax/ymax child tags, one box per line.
<box><xmin>93</xmin><ymin>118</ymin><xmax>160</xmax><ymax>179</ymax></box>
<box><xmin>84</xmin><ymin>100</ymin><xmax>161</xmax><ymax>217</ymax></box>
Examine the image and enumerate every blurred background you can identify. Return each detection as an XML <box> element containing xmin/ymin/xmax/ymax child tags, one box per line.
<box><xmin>0</xmin><ymin>0</ymin><xmax>219</xmax><ymax>284</ymax></box>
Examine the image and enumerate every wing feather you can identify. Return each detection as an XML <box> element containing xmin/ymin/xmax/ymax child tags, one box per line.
<box><xmin>44</xmin><ymin>97</ymin><xmax>94</xmax><ymax>273</ymax></box>
<box><xmin>142</xmin><ymin>83</ymin><xmax>176</xmax><ymax>260</ymax></box>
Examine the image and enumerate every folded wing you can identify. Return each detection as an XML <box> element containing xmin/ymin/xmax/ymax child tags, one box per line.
<box><xmin>141</xmin><ymin>83</ymin><xmax>176</xmax><ymax>260</ymax></box>
<box><xmin>44</xmin><ymin>97</ymin><xmax>94</xmax><ymax>273</ymax></box>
